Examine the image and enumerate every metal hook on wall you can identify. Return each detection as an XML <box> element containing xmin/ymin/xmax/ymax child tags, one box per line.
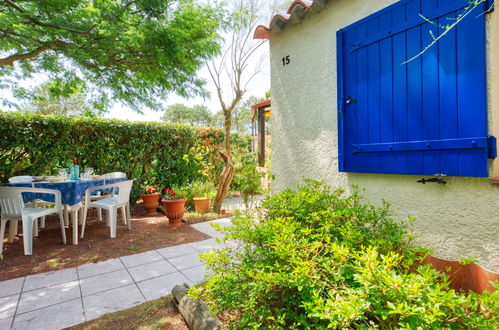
<box><xmin>417</xmin><ymin>174</ymin><xmax>447</xmax><ymax>184</ymax></box>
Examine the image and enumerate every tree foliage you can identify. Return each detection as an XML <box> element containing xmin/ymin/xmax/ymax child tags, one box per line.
<box><xmin>15</xmin><ymin>79</ymin><xmax>104</xmax><ymax>117</ymax></box>
<box><xmin>161</xmin><ymin>103</ymin><xmax>213</xmax><ymax>127</ymax></box>
<box><xmin>0</xmin><ymin>0</ymin><xmax>222</xmax><ymax>110</ymax></box>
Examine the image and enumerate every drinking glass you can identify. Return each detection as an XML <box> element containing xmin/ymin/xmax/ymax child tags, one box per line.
<box><xmin>58</xmin><ymin>168</ymin><xmax>69</xmax><ymax>178</ymax></box>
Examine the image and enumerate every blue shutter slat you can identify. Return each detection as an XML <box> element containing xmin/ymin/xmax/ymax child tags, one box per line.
<box><xmin>406</xmin><ymin>23</ymin><xmax>424</xmax><ymax>173</ymax></box>
<box><xmin>336</xmin><ymin>30</ymin><xmax>345</xmax><ymax>172</ymax></box>
<box><xmin>438</xmin><ymin>12</ymin><xmax>459</xmax><ymax>176</ymax></box>
<box><xmin>356</xmin><ymin>24</ymin><xmax>370</xmax><ymax>172</ymax></box>
<box><xmin>368</xmin><ymin>42</ymin><xmax>381</xmax><ymax>171</ymax></box>
<box><xmin>457</xmin><ymin>5</ymin><xmax>488</xmax><ymax>176</ymax></box>
<box><xmin>421</xmin><ymin>18</ymin><xmax>440</xmax><ymax>175</ymax></box>
<box><xmin>393</xmin><ymin>4</ymin><xmax>409</xmax><ymax>173</ymax></box>
<box><xmin>337</xmin><ymin>0</ymin><xmax>492</xmax><ymax>177</ymax></box>
<box><xmin>378</xmin><ymin>9</ymin><xmax>394</xmax><ymax>173</ymax></box>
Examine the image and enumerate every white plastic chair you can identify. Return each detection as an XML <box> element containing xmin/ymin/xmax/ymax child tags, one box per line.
<box><xmin>8</xmin><ymin>176</ymin><xmax>33</xmax><ymax>183</ymax></box>
<box><xmin>0</xmin><ymin>187</ymin><xmax>67</xmax><ymax>255</ymax></box>
<box><xmin>80</xmin><ymin>180</ymin><xmax>133</xmax><ymax>239</ymax></box>
<box><xmin>102</xmin><ymin>172</ymin><xmax>126</xmax><ymax>179</ymax></box>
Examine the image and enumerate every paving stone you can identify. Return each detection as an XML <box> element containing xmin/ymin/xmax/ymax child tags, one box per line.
<box><xmin>80</xmin><ymin>269</ymin><xmax>133</xmax><ymax>297</ymax></box>
<box><xmin>137</xmin><ymin>272</ymin><xmax>190</xmax><ymax>301</ymax></box>
<box><xmin>181</xmin><ymin>265</ymin><xmax>208</xmax><ymax>284</ymax></box>
<box><xmin>83</xmin><ymin>284</ymin><xmax>144</xmax><ymax>321</ymax></box>
<box><xmin>17</xmin><ymin>280</ymin><xmax>80</xmax><ymax>314</ymax></box>
<box><xmin>0</xmin><ymin>277</ymin><xmax>24</xmax><ymax>298</ymax></box>
<box><xmin>12</xmin><ymin>298</ymin><xmax>84</xmax><ymax>330</ymax></box>
<box><xmin>0</xmin><ymin>317</ymin><xmax>13</xmax><ymax>329</ymax></box>
<box><xmin>0</xmin><ymin>294</ymin><xmax>19</xmax><ymax>319</ymax></box>
<box><xmin>188</xmin><ymin>238</ymin><xmax>226</xmax><ymax>253</ymax></box>
<box><xmin>127</xmin><ymin>260</ymin><xmax>177</xmax><ymax>283</ymax></box>
<box><xmin>156</xmin><ymin>244</ymin><xmax>197</xmax><ymax>259</ymax></box>
<box><xmin>23</xmin><ymin>268</ymin><xmax>77</xmax><ymax>292</ymax></box>
<box><xmin>120</xmin><ymin>250</ymin><xmax>163</xmax><ymax>268</ymax></box>
<box><xmin>167</xmin><ymin>252</ymin><xmax>203</xmax><ymax>271</ymax></box>
<box><xmin>77</xmin><ymin>258</ymin><xmax>124</xmax><ymax>279</ymax></box>
<box><xmin>191</xmin><ymin>218</ymin><xmax>233</xmax><ymax>238</ymax></box>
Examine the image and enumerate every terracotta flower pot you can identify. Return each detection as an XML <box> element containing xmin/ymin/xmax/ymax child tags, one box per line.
<box><xmin>163</xmin><ymin>198</ymin><xmax>186</xmax><ymax>227</ymax></box>
<box><xmin>193</xmin><ymin>197</ymin><xmax>211</xmax><ymax>214</ymax></box>
<box><xmin>141</xmin><ymin>192</ymin><xmax>160</xmax><ymax>216</ymax></box>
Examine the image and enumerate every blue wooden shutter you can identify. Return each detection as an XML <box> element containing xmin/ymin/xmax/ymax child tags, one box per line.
<box><xmin>337</xmin><ymin>0</ymin><xmax>495</xmax><ymax>177</ymax></box>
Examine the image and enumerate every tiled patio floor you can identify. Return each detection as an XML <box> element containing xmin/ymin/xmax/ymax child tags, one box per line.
<box><xmin>0</xmin><ymin>218</ymin><xmax>233</xmax><ymax>330</ymax></box>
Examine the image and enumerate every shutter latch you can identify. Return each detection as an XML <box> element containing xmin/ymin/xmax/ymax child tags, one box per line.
<box><xmin>417</xmin><ymin>174</ymin><xmax>447</xmax><ymax>185</ymax></box>
<box><xmin>345</xmin><ymin>96</ymin><xmax>357</xmax><ymax>105</ymax></box>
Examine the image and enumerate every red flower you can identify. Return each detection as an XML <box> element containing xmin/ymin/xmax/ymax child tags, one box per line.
<box><xmin>147</xmin><ymin>188</ymin><xmax>152</xmax><ymax>193</ymax></box>
<box><xmin>166</xmin><ymin>188</ymin><xmax>171</xmax><ymax>193</ymax></box>
<box><xmin>153</xmin><ymin>186</ymin><xmax>158</xmax><ymax>190</ymax></box>
<box><xmin>171</xmin><ymin>193</ymin><xmax>176</xmax><ymax>197</ymax></box>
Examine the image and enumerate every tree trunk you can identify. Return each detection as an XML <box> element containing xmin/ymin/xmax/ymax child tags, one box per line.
<box><xmin>213</xmin><ymin>110</ymin><xmax>233</xmax><ymax>213</ymax></box>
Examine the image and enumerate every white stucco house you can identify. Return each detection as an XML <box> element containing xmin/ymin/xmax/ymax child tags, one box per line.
<box><xmin>255</xmin><ymin>0</ymin><xmax>498</xmax><ymax>272</ymax></box>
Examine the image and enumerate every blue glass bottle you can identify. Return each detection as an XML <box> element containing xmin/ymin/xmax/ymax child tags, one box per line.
<box><xmin>70</xmin><ymin>157</ymin><xmax>80</xmax><ymax>180</ymax></box>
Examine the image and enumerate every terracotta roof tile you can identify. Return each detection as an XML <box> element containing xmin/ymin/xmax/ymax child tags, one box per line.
<box><xmin>254</xmin><ymin>0</ymin><xmax>328</xmax><ymax>39</ymax></box>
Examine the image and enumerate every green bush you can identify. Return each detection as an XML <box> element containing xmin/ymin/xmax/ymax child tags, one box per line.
<box><xmin>190</xmin><ymin>180</ymin><xmax>498</xmax><ymax>329</ymax></box>
<box><xmin>0</xmin><ymin>112</ymin><xmax>250</xmax><ymax>202</ymax></box>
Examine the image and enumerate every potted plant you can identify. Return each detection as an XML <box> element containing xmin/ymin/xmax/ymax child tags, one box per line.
<box><xmin>191</xmin><ymin>180</ymin><xmax>216</xmax><ymax>214</ymax></box>
<box><xmin>162</xmin><ymin>187</ymin><xmax>186</xmax><ymax>227</ymax></box>
<box><xmin>141</xmin><ymin>185</ymin><xmax>161</xmax><ymax>216</ymax></box>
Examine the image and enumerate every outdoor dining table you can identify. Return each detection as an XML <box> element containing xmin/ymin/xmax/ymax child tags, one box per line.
<box><xmin>5</xmin><ymin>177</ymin><xmax>127</xmax><ymax>245</ymax></box>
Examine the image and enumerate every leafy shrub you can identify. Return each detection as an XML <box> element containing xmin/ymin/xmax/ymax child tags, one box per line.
<box><xmin>0</xmin><ymin>112</ymin><xmax>250</xmax><ymax>202</ymax></box>
<box><xmin>190</xmin><ymin>180</ymin><xmax>498</xmax><ymax>329</ymax></box>
<box><xmin>231</xmin><ymin>152</ymin><xmax>264</xmax><ymax>198</ymax></box>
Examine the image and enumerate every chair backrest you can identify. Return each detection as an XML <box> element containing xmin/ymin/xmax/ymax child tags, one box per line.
<box><xmin>115</xmin><ymin>180</ymin><xmax>134</xmax><ymax>205</ymax></box>
<box><xmin>0</xmin><ymin>187</ymin><xmax>25</xmax><ymax>217</ymax></box>
<box><xmin>103</xmin><ymin>172</ymin><xmax>126</xmax><ymax>179</ymax></box>
<box><xmin>8</xmin><ymin>176</ymin><xmax>33</xmax><ymax>183</ymax></box>
<box><xmin>0</xmin><ymin>187</ymin><xmax>62</xmax><ymax>218</ymax></box>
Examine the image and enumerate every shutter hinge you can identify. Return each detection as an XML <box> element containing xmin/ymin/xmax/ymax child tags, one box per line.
<box><xmin>488</xmin><ymin>136</ymin><xmax>497</xmax><ymax>159</ymax></box>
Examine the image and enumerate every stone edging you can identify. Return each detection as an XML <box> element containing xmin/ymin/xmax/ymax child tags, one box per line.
<box><xmin>172</xmin><ymin>284</ymin><xmax>224</xmax><ymax>330</ymax></box>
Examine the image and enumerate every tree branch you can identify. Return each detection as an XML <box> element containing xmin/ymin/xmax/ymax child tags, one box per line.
<box><xmin>0</xmin><ymin>41</ymin><xmax>61</xmax><ymax>66</ymax></box>
<box><xmin>4</xmin><ymin>0</ymin><xmax>97</xmax><ymax>35</ymax></box>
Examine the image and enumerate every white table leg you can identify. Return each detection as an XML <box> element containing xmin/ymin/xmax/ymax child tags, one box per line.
<box><xmin>72</xmin><ymin>210</ymin><xmax>78</xmax><ymax>245</ymax></box>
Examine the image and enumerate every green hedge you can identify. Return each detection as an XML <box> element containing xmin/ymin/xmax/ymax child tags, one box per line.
<box><xmin>0</xmin><ymin>112</ymin><xmax>250</xmax><ymax>201</ymax></box>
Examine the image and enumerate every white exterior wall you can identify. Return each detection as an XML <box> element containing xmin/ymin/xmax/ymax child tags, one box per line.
<box><xmin>270</xmin><ymin>0</ymin><xmax>499</xmax><ymax>271</ymax></box>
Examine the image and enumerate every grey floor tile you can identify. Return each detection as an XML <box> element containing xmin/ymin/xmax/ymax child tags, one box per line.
<box><xmin>188</xmin><ymin>238</ymin><xmax>225</xmax><ymax>253</ymax></box>
<box><xmin>23</xmin><ymin>268</ymin><xmax>77</xmax><ymax>292</ymax></box>
<box><xmin>120</xmin><ymin>250</ymin><xmax>162</xmax><ymax>268</ymax></box>
<box><xmin>191</xmin><ymin>218</ymin><xmax>233</xmax><ymax>238</ymax></box>
<box><xmin>17</xmin><ymin>280</ymin><xmax>80</xmax><ymax>314</ymax></box>
<box><xmin>181</xmin><ymin>265</ymin><xmax>208</xmax><ymax>284</ymax></box>
<box><xmin>83</xmin><ymin>284</ymin><xmax>144</xmax><ymax>321</ymax></box>
<box><xmin>80</xmin><ymin>269</ymin><xmax>133</xmax><ymax>297</ymax></box>
<box><xmin>0</xmin><ymin>294</ymin><xmax>18</xmax><ymax>319</ymax></box>
<box><xmin>77</xmin><ymin>258</ymin><xmax>124</xmax><ymax>279</ymax></box>
<box><xmin>156</xmin><ymin>244</ymin><xmax>197</xmax><ymax>259</ymax></box>
<box><xmin>167</xmin><ymin>252</ymin><xmax>203</xmax><ymax>271</ymax></box>
<box><xmin>0</xmin><ymin>277</ymin><xmax>24</xmax><ymax>298</ymax></box>
<box><xmin>127</xmin><ymin>260</ymin><xmax>177</xmax><ymax>283</ymax></box>
<box><xmin>137</xmin><ymin>272</ymin><xmax>190</xmax><ymax>301</ymax></box>
<box><xmin>12</xmin><ymin>298</ymin><xmax>84</xmax><ymax>330</ymax></box>
<box><xmin>0</xmin><ymin>316</ymin><xmax>12</xmax><ymax>329</ymax></box>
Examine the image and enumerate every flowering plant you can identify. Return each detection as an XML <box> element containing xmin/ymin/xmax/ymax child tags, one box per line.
<box><xmin>143</xmin><ymin>186</ymin><xmax>161</xmax><ymax>194</ymax></box>
<box><xmin>163</xmin><ymin>187</ymin><xmax>183</xmax><ymax>200</ymax></box>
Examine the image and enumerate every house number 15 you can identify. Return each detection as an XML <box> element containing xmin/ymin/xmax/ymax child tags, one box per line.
<box><xmin>281</xmin><ymin>55</ymin><xmax>290</xmax><ymax>66</ymax></box>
